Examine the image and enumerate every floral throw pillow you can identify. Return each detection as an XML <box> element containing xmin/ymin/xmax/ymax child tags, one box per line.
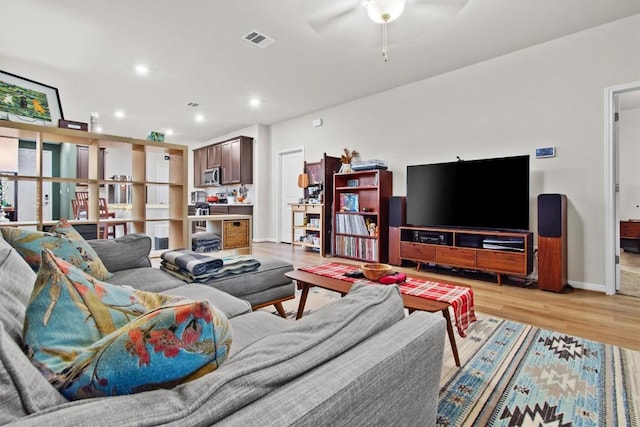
<box><xmin>23</xmin><ymin>249</ymin><xmax>233</xmax><ymax>400</ymax></box>
<box><xmin>0</xmin><ymin>218</ymin><xmax>113</xmax><ymax>280</ymax></box>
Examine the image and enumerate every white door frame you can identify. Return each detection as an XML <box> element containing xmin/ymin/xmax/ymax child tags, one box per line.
<box><xmin>276</xmin><ymin>147</ymin><xmax>304</xmax><ymax>244</ymax></box>
<box><xmin>604</xmin><ymin>81</ymin><xmax>640</xmax><ymax>295</ymax></box>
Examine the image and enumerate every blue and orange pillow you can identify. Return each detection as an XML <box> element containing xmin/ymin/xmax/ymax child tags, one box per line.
<box><xmin>23</xmin><ymin>248</ymin><xmax>233</xmax><ymax>400</ymax></box>
<box><xmin>0</xmin><ymin>218</ymin><xmax>113</xmax><ymax>280</ymax></box>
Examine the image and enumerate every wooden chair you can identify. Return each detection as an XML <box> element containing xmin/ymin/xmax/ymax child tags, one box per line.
<box><xmin>72</xmin><ymin>191</ymin><xmax>89</xmax><ymax>219</ymax></box>
<box><xmin>99</xmin><ymin>198</ymin><xmax>128</xmax><ymax>239</ymax></box>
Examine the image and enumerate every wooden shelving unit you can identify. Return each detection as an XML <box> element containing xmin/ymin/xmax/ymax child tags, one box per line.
<box><xmin>0</xmin><ymin>120</ymin><xmax>188</xmax><ymax>252</ymax></box>
<box><xmin>303</xmin><ymin>153</ymin><xmax>341</xmax><ymax>255</ymax></box>
<box><xmin>290</xmin><ymin>203</ymin><xmax>324</xmax><ymax>254</ymax></box>
<box><xmin>332</xmin><ymin>169</ymin><xmax>392</xmax><ymax>263</ymax></box>
<box><xmin>187</xmin><ymin>214</ymin><xmax>252</xmax><ymax>256</ymax></box>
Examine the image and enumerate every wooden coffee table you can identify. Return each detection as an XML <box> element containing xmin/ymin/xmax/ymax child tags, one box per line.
<box><xmin>285</xmin><ymin>267</ymin><xmax>462</xmax><ymax>367</ymax></box>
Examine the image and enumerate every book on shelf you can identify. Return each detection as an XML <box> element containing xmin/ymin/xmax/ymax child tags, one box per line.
<box><xmin>339</xmin><ymin>193</ymin><xmax>359</xmax><ymax>212</ymax></box>
<box><xmin>335</xmin><ymin>213</ymin><xmax>369</xmax><ymax>236</ymax></box>
<box><xmin>334</xmin><ymin>235</ymin><xmax>378</xmax><ymax>261</ymax></box>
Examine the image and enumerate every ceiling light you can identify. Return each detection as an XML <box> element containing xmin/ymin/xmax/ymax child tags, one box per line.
<box><xmin>164</xmin><ymin>128</ymin><xmax>174</xmax><ymax>136</ymax></box>
<box><xmin>114</xmin><ymin>110</ymin><xmax>125</xmax><ymax>119</ymax></box>
<box><xmin>195</xmin><ymin>114</ymin><xmax>205</xmax><ymax>123</ymax></box>
<box><xmin>134</xmin><ymin>64</ymin><xmax>150</xmax><ymax>75</ymax></box>
<box><xmin>249</xmin><ymin>98</ymin><xmax>261</xmax><ymax>108</ymax></box>
<box><xmin>363</xmin><ymin>0</ymin><xmax>406</xmax><ymax>62</ymax></box>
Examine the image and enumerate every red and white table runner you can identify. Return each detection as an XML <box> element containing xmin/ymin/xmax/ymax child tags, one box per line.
<box><xmin>299</xmin><ymin>263</ymin><xmax>477</xmax><ymax>337</ymax></box>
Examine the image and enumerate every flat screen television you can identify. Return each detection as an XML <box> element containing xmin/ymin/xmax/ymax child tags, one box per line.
<box><xmin>406</xmin><ymin>155</ymin><xmax>530</xmax><ymax>231</ymax></box>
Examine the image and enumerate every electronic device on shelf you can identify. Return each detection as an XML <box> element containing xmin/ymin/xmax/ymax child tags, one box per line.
<box><xmin>351</xmin><ymin>159</ymin><xmax>388</xmax><ymax>171</ymax></box>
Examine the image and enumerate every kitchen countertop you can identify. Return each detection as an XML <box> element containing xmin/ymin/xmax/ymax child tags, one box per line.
<box><xmin>189</xmin><ymin>203</ymin><xmax>253</xmax><ymax>207</ymax></box>
<box><xmin>187</xmin><ymin>214</ymin><xmax>252</xmax><ymax>220</ymax></box>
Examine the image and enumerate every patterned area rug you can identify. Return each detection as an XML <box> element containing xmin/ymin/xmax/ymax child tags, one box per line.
<box><xmin>438</xmin><ymin>314</ymin><xmax>640</xmax><ymax>426</ymax></box>
<box><xmin>266</xmin><ymin>289</ymin><xmax>640</xmax><ymax>426</ymax></box>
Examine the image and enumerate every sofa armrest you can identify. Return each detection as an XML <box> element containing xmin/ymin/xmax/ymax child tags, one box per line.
<box><xmin>87</xmin><ymin>233</ymin><xmax>152</xmax><ymax>273</ymax></box>
<box><xmin>222</xmin><ymin>311</ymin><xmax>446</xmax><ymax>426</ymax></box>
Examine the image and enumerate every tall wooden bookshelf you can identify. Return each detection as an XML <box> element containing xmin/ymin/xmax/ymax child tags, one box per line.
<box><xmin>0</xmin><ymin>120</ymin><xmax>188</xmax><ymax>252</ymax></box>
<box><xmin>333</xmin><ymin>169</ymin><xmax>392</xmax><ymax>262</ymax></box>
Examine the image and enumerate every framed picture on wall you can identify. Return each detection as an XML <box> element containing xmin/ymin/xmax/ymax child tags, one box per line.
<box><xmin>0</xmin><ymin>70</ymin><xmax>64</xmax><ymax>125</ymax></box>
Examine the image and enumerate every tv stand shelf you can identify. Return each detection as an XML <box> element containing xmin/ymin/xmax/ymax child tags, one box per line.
<box><xmin>398</xmin><ymin>226</ymin><xmax>533</xmax><ymax>285</ymax></box>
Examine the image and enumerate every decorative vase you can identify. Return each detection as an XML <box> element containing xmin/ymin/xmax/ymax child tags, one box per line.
<box><xmin>339</xmin><ymin>163</ymin><xmax>352</xmax><ymax>173</ymax></box>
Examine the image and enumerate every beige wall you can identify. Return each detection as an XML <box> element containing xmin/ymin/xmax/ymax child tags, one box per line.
<box><xmin>264</xmin><ymin>15</ymin><xmax>640</xmax><ymax>292</ymax></box>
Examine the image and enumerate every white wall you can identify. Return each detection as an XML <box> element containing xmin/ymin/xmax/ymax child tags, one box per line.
<box><xmin>619</xmin><ymin>107</ymin><xmax>640</xmax><ymax>220</ymax></box>
<box><xmin>265</xmin><ymin>15</ymin><xmax>640</xmax><ymax>291</ymax></box>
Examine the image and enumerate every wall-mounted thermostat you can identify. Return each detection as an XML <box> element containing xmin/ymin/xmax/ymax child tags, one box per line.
<box><xmin>535</xmin><ymin>147</ymin><xmax>556</xmax><ymax>158</ymax></box>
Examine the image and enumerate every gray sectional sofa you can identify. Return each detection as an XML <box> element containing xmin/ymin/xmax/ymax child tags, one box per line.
<box><xmin>0</xmin><ymin>232</ymin><xmax>446</xmax><ymax>426</ymax></box>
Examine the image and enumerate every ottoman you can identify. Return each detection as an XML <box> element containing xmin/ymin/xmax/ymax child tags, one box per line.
<box><xmin>201</xmin><ymin>257</ymin><xmax>296</xmax><ymax>317</ymax></box>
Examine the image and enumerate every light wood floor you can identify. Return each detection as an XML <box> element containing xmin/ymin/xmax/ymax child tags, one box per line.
<box><xmin>252</xmin><ymin>242</ymin><xmax>640</xmax><ymax>351</ymax></box>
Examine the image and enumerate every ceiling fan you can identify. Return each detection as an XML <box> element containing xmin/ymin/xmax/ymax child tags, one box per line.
<box><xmin>300</xmin><ymin>0</ymin><xmax>469</xmax><ymax>62</ymax></box>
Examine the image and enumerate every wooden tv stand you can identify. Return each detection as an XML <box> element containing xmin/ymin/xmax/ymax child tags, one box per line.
<box><xmin>398</xmin><ymin>226</ymin><xmax>533</xmax><ymax>285</ymax></box>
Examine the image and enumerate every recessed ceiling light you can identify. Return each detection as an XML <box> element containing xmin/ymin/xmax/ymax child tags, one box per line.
<box><xmin>134</xmin><ymin>64</ymin><xmax>150</xmax><ymax>75</ymax></box>
<box><xmin>114</xmin><ymin>110</ymin><xmax>125</xmax><ymax>119</ymax></box>
<box><xmin>164</xmin><ymin>128</ymin><xmax>174</xmax><ymax>136</ymax></box>
<box><xmin>249</xmin><ymin>98</ymin><xmax>261</xmax><ymax>108</ymax></box>
<box><xmin>195</xmin><ymin>114</ymin><xmax>204</xmax><ymax>123</ymax></box>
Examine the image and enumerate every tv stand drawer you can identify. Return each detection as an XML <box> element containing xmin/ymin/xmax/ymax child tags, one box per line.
<box><xmin>435</xmin><ymin>247</ymin><xmax>475</xmax><ymax>267</ymax></box>
<box><xmin>477</xmin><ymin>251</ymin><xmax>525</xmax><ymax>274</ymax></box>
<box><xmin>400</xmin><ymin>242</ymin><xmax>435</xmax><ymax>261</ymax></box>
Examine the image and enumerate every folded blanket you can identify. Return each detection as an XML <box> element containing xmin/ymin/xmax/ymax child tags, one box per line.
<box><xmin>192</xmin><ymin>232</ymin><xmax>221</xmax><ymax>245</ymax></box>
<box><xmin>161</xmin><ymin>249</ymin><xmax>223</xmax><ymax>276</ymax></box>
<box><xmin>192</xmin><ymin>244</ymin><xmax>222</xmax><ymax>253</ymax></box>
<box><xmin>160</xmin><ymin>255</ymin><xmax>261</xmax><ymax>283</ymax></box>
<box><xmin>203</xmin><ymin>256</ymin><xmax>261</xmax><ymax>280</ymax></box>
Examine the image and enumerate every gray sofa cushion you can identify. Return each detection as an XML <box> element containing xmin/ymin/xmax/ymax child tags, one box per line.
<box><xmin>164</xmin><ymin>284</ymin><xmax>252</xmax><ymax>319</ymax></box>
<box><xmin>222</xmin><ymin>311</ymin><xmax>446</xmax><ymax>426</ymax></box>
<box><xmin>88</xmin><ymin>233</ymin><xmax>152</xmax><ymax>272</ymax></box>
<box><xmin>227</xmin><ymin>311</ymin><xmax>289</xmax><ymax>357</ymax></box>
<box><xmin>201</xmin><ymin>257</ymin><xmax>294</xmax><ymax>302</ymax></box>
<box><xmin>0</xmin><ymin>322</ymin><xmax>67</xmax><ymax>424</ymax></box>
<box><xmin>0</xmin><ymin>235</ymin><xmax>36</xmax><ymax>344</ymax></box>
<box><xmin>107</xmin><ymin>265</ymin><xmax>186</xmax><ymax>292</ymax></box>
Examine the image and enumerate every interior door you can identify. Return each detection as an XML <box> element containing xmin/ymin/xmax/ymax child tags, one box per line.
<box><xmin>278</xmin><ymin>149</ymin><xmax>304</xmax><ymax>243</ymax></box>
<box><xmin>615</xmin><ymin>89</ymin><xmax>640</xmax><ymax>294</ymax></box>
<box><xmin>18</xmin><ymin>148</ymin><xmax>52</xmax><ymax>221</ymax></box>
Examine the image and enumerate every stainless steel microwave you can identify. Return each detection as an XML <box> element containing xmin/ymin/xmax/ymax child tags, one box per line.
<box><xmin>203</xmin><ymin>167</ymin><xmax>220</xmax><ymax>186</ymax></box>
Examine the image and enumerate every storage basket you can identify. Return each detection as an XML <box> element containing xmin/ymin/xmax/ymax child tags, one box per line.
<box><xmin>223</xmin><ymin>219</ymin><xmax>250</xmax><ymax>249</ymax></box>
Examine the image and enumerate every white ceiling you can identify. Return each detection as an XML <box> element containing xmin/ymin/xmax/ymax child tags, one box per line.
<box><xmin>1</xmin><ymin>0</ymin><xmax>639</xmax><ymax>143</ymax></box>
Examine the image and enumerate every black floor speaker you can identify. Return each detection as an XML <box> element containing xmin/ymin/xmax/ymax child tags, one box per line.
<box><xmin>388</xmin><ymin>196</ymin><xmax>406</xmax><ymax>266</ymax></box>
<box><xmin>537</xmin><ymin>193</ymin><xmax>567</xmax><ymax>292</ymax></box>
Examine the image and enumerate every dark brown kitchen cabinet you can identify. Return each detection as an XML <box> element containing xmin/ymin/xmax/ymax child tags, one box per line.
<box><xmin>207</xmin><ymin>144</ymin><xmax>221</xmax><ymax>168</ymax></box>
<box><xmin>193</xmin><ymin>147</ymin><xmax>206</xmax><ymax>187</ymax></box>
<box><xmin>221</xmin><ymin>136</ymin><xmax>252</xmax><ymax>184</ymax></box>
<box><xmin>76</xmin><ymin>145</ymin><xmax>105</xmax><ymax>180</ymax></box>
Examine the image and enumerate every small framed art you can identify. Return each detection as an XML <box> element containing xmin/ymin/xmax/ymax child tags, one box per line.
<box><xmin>0</xmin><ymin>70</ymin><xmax>64</xmax><ymax>125</ymax></box>
<box><xmin>346</xmin><ymin>179</ymin><xmax>359</xmax><ymax>187</ymax></box>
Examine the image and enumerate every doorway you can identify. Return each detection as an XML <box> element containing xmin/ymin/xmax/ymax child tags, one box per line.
<box><xmin>17</xmin><ymin>148</ymin><xmax>52</xmax><ymax>222</ymax></box>
<box><xmin>605</xmin><ymin>81</ymin><xmax>640</xmax><ymax>296</ymax></box>
<box><xmin>277</xmin><ymin>148</ymin><xmax>304</xmax><ymax>244</ymax></box>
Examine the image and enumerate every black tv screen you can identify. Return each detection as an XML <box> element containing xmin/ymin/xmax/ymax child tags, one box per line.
<box><xmin>406</xmin><ymin>155</ymin><xmax>530</xmax><ymax>231</ymax></box>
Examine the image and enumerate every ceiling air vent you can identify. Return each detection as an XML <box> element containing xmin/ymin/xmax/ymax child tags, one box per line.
<box><xmin>242</xmin><ymin>30</ymin><xmax>275</xmax><ymax>48</ymax></box>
